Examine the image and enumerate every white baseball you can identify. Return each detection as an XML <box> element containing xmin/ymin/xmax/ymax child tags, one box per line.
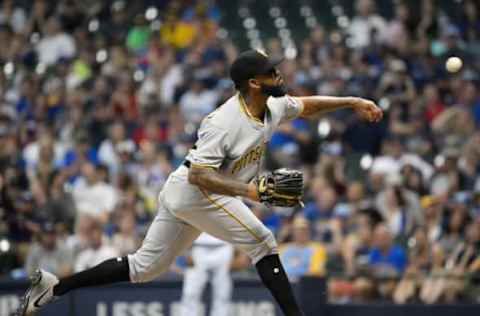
<box><xmin>446</xmin><ymin>57</ymin><xmax>463</xmax><ymax>73</ymax></box>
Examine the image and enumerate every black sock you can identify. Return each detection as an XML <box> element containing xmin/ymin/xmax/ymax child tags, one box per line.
<box><xmin>53</xmin><ymin>256</ymin><xmax>130</xmax><ymax>296</ymax></box>
<box><xmin>255</xmin><ymin>254</ymin><xmax>304</xmax><ymax>316</ymax></box>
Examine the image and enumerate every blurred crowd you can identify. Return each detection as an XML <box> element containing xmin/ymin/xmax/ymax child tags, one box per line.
<box><xmin>0</xmin><ymin>0</ymin><xmax>479</xmax><ymax>305</ymax></box>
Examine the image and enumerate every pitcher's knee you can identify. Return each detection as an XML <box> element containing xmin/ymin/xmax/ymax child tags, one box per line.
<box><xmin>128</xmin><ymin>248</ymin><xmax>175</xmax><ymax>283</ymax></box>
<box><xmin>247</xmin><ymin>230</ymin><xmax>278</xmax><ymax>265</ymax></box>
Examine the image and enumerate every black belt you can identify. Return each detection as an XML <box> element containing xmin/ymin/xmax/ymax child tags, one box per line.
<box><xmin>183</xmin><ymin>146</ymin><xmax>197</xmax><ymax>168</ymax></box>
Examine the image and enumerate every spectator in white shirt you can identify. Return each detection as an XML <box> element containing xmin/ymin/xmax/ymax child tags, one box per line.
<box><xmin>138</xmin><ymin>48</ymin><xmax>183</xmax><ymax>107</ymax></box>
<box><xmin>72</xmin><ymin>163</ymin><xmax>118</xmax><ymax>224</ymax></box>
<box><xmin>75</xmin><ymin>218</ymin><xmax>119</xmax><ymax>272</ymax></box>
<box><xmin>110</xmin><ymin>209</ymin><xmax>140</xmax><ymax>256</ymax></box>
<box><xmin>25</xmin><ymin>222</ymin><xmax>73</xmax><ymax>277</ymax></box>
<box><xmin>179</xmin><ymin>78</ymin><xmax>218</xmax><ymax>126</ymax></box>
<box><xmin>134</xmin><ymin>140</ymin><xmax>171</xmax><ymax>204</ymax></box>
<box><xmin>348</xmin><ymin>0</ymin><xmax>387</xmax><ymax>49</ymax></box>
<box><xmin>382</xmin><ymin>2</ymin><xmax>411</xmax><ymax>50</ymax></box>
<box><xmin>65</xmin><ymin>214</ymin><xmax>96</xmax><ymax>261</ymax></box>
<box><xmin>35</xmin><ymin>16</ymin><xmax>76</xmax><ymax>66</ymax></box>
<box><xmin>98</xmin><ymin>121</ymin><xmax>134</xmax><ymax>178</ymax></box>
<box><xmin>23</xmin><ymin>128</ymin><xmax>66</xmax><ymax>171</ymax></box>
<box><xmin>370</xmin><ymin>137</ymin><xmax>434</xmax><ymax>190</ymax></box>
<box><xmin>375</xmin><ymin>177</ymin><xmax>423</xmax><ymax>238</ymax></box>
<box><xmin>0</xmin><ymin>0</ymin><xmax>26</xmax><ymax>34</ymax></box>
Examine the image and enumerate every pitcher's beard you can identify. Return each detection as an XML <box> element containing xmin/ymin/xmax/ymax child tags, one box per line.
<box><xmin>260</xmin><ymin>83</ymin><xmax>287</xmax><ymax>97</ymax></box>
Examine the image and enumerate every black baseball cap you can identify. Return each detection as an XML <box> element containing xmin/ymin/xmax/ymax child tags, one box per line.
<box><xmin>230</xmin><ymin>50</ymin><xmax>284</xmax><ymax>89</ymax></box>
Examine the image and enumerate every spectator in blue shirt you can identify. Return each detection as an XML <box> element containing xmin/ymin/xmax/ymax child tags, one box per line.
<box><xmin>368</xmin><ymin>223</ymin><xmax>407</xmax><ymax>276</ymax></box>
<box><xmin>303</xmin><ymin>185</ymin><xmax>338</xmax><ymax>222</ymax></box>
<box><xmin>269</xmin><ymin>118</ymin><xmax>311</xmax><ymax>168</ymax></box>
<box><xmin>280</xmin><ymin>216</ymin><xmax>327</xmax><ymax>282</ymax></box>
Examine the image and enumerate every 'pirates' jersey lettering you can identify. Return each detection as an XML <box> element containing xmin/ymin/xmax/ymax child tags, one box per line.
<box><xmin>232</xmin><ymin>144</ymin><xmax>265</xmax><ymax>174</ymax></box>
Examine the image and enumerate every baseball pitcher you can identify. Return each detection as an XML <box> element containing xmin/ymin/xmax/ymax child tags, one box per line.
<box><xmin>17</xmin><ymin>50</ymin><xmax>382</xmax><ymax>316</ymax></box>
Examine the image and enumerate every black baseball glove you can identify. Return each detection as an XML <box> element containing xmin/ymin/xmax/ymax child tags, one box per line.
<box><xmin>255</xmin><ymin>168</ymin><xmax>304</xmax><ymax>207</ymax></box>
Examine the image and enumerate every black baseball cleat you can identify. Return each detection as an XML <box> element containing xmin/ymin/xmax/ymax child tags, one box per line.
<box><xmin>14</xmin><ymin>270</ymin><xmax>59</xmax><ymax>316</ymax></box>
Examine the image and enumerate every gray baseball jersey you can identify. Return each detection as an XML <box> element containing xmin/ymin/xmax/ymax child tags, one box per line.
<box><xmin>128</xmin><ymin>93</ymin><xmax>303</xmax><ymax>283</ymax></box>
<box><xmin>184</xmin><ymin>93</ymin><xmax>304</xmax><ymax>181</ymax></box>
